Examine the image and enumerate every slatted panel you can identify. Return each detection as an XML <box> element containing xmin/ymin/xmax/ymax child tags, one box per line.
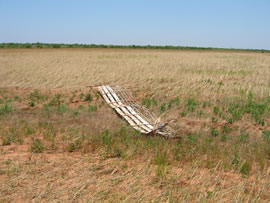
<box><xmin>106</xmin><ymin>86</ymin><xmax>154</xmax><ymax>130</ymax></box>
<box><xmin>104</xmin><ymin>86</ymin><xmax>151</xmax><ymax>133</ymax></box>
<box><xmin>97</xmin><ymin>85</ymin><xmax>176</xmax><ymax>138</ymax></box>
<box><xmin>98</xmin><ymin>85</ymin><xmax>154</xmax><ymax>134</ymax></box>
<box><xmin>105</xmin><ymin>86</ymin><xmax>153</xmax><ymax>132</ymax></box>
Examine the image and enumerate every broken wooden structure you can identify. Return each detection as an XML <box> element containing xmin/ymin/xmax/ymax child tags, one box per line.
<box><xmin>97</xmin><ymin>85</ymin><xmax>175</xmax><ymax>138</ymax></box>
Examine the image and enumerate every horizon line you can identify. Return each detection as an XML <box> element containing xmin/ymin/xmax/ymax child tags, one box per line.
<box><xmin>1</xmin><ymin>42</ymin><xmax>270</xmax><ymax>52</ymax></box>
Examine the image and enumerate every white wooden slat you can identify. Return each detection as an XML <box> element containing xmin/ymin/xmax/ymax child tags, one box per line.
<box><xmin>106</xmin><ymin>86</ymin><xmax>153</xmax><ymax>128</ymax></box>
<box><xmin>106</xmin><ymin>86</ymin><xmax>123</xmax><ymax>104</ymax></box>
<box><xmin>98</xmin><ymin>87</ymin><xmax>114</xmax><ymax>108</ymax></box>
<box><xmin>102</xmin><ymin>86</ymin><xmax>117</xmax><ymax>107</ymax></box>
<box><xmin>106</xmin><ymin>86</ymin><xmax>153</xmax><ymax>131</ymax></box>
<box><xmin>114</xmin><ymin>107</ymin><xmax>147</xmax><ymax>133</ymax></box>
<box><xmin>115</xmin><ymin>108</ymin><xmax>135</xmax><ymax>126</ymax></box>
<box><xmin>135</xmin><ymin>114</ymin><xmax>153</xmax><ymax>129</ymax></box>
<box><xmin>98</xmin><ymin>85</ymin><xmax>153</xmax><ymax>134</ymax></box>
<box><xmin>103</xmin><ymin>96</ymin><xmax>146</xmax><ymax>133</ymax></box>
<box><xmin>134</xmin><ymin>127</ymin><xmax>147</xmax><ymax>134</ymax></box>
<box><xmin>126</xmin><ymin>106</ymin><xmax>154</xmax><ymax>130</ymax></box>
<box><xmin>114</xmin><ymin>106</ymin><xmax>125</xmax><ymax>117</ymax></box>
<box><xmin>104</xmin><ymin>86</ymin><xmax>152</xmax><ymax>133</ymax></box>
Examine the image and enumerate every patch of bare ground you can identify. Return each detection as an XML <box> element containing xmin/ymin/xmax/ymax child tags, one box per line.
<box><xmin>1</xmin><ymin>147</ymin><xmax>269</xmax><ymax>202</ymax></box>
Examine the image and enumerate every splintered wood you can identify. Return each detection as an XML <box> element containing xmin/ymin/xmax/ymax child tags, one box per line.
<box><xmin>97</xmin><ymin>85</ymin><xmax>175</xmax><ymax>138</ymax></box>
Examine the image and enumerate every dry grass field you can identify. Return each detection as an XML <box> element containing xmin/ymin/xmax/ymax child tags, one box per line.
<box><xmin>0</xmin><ymin>48</ymin><xmax>270</xmax><ymax>202</ymax></box>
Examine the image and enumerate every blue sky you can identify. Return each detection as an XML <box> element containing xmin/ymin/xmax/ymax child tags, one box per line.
<box><xmin>0</xmin><ymin>0</ymin><xmax>269</xmax><ymax>49</ymax></box>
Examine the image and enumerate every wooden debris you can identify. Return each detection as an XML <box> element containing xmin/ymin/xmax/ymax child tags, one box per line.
<box><xmin>97</xmin><ymin>85</ymin><xmax>175</xmax><ymax>138</ymax></box>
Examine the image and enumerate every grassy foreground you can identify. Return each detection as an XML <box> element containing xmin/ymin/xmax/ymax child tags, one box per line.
<box><xmin>0</xmin><ymin>49</ymin><xmax>269</xmax><ymax>201</ymax></box>
<box><xmin>0</xmin><ymin>87</ymin><xmax>269</xmax><ymax>202</ymax></box>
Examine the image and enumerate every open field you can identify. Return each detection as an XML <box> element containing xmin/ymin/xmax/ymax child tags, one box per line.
<box><xmin>0</xmin><ymin>48</ymin><xmax>270</xmax><ymax>202</ymax></box>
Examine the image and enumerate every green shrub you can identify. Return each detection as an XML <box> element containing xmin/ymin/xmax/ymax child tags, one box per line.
<box><xmin>210</xmin><ymin>128</ymin><xmax>219</xmax><ymax>137</ymax></box>
<box><xmin>88</xmin><ymin>105</ymin><xmax>97</xmax><ymax>112</ymax></box>
<box><xmin>84</xmin><ymin>93</ymin><xmax>93</xmax><ymax>102</ymax></box>
<box><xmin>42</xmin><ymin>104</ymin><xmax>52</xmax><ymax>112</ymax></box>
<box><xmin>2</xmin><ymin>129</ymin><xmax>17</xmax><ymax>145</ymax></box>
<box><xmin>168</xmin><ymin>96</ymin><xmax>180</xmax><ymax>108</ymax></box>
<box><xmin>173</xmin><ymin>146</ymin><xmax>181</xmax><ymax>161</ymax></box>
<box><xmin>186</xmin><ymin>98</ymin><xmax>197</xmax><ymax>112</ymax></box>
<box><xmin>48</xmin><ymin>94</ymin><xmax>61</xmax><ymax>106</ymax></box>
<box><xmin>2</xmin><ymin>136</ymin><xmax>12</xmax><ymax>145</ymax></box>
<box><xmin>0</xmin><ymin>102</ymin><xmax>13</xmax><ymax>115</ymax></box>
<box><xmin>179</xmin><ymin>111</ymin><xmax>186</xmax><ymax>117</ymax></box>
<box><xmin>79</xmin><ymin>93</ymin><xmax>84</xmax><ymax>100</ymax></box>
<box><xmin>67</xmin><ymin>138</ymin><xmax>83</xmax><ymax>152</ymax></box>
<box><xmin>57</xmin><ymin>104</ymin><xmax>68</xmax><ymax>113</ymax></box>
<box><xmin>31</xmin><ymin>139</ymin><xmax>44</xmax><ymax>153</ymax></box>
<box><xmin>174</xmin><ymin>96</ymin><xmax>180</xmax><ymax>106</ymax></box>
<box><xmin>28</xmin><ymin>100</ymin><xmax>35</xmax><ymax>107</ymax></box>
<box><xmin>211</xmin><ymin>117</ymin><xmax>218</xmax><ymax>123</ymax></box>
<box><xmin>213</xmin><ymin>106</ymin><xmax>220</xmax><ymax>114</ymax></box>
<box><xmin>159</xmin><ymin>103</ymin><xmax>166</xmax><ymax>112</ymax></box>
<box><xmin>29</xmin><ymin>90</ymin><xmax>45</xmax><ymax>102</ymax></box>
<box><xmin>72</xmin><ymin>111</ymin><xmax>80</xmax><ymax>116</ymax></box>
<box><xmin>221</xmin><ymin>126</ymin><xmax>232</xmax><ymax>134</ymax></box>
<box><xmin>202</xmin><ymin>101</ymin><xmax>211</xmax><ymax>108</ymax></box>
<box><xmin>240</xmin><ymin>161</ymin><xmax>251</xmax><ymax>176</ymax></box>
<box><xmin>228</xmin><ymin>102</ymin><xmax>243</xmax><ymax>122</ymax></box>
<box><xmin>154</xmin><ymin>149</ymin><xmax>168</xmax><ymax>180</ymax></box>
<box><xmin>23</xmin><ymin>126</ymin><xmax>35</xmax><ymax>136</ymax></box>
<box><xmin>232</xmin><ymin>152</ymin><xmax>239</xmax><ymax>166</ymax></box>
<box><xmin>100</xmin><ymin>129</ymin><xmax>112</xmax><ymax>152</ymax></box>
<box><xmin>244</xmin><ymin>98</ymin><xmax>266</xmax><ymax>125</ymax></box>
<box><xmin>239</xmin><ymin>130</ymin><xmax>249</xmax><ymax>143</ymax></box>
<box><xmin>79</xmin><ymin>105</ymin><xmax>85</xmax><ymax>110</ymax></box>
<box><xmin>262</xmin><ymin>130</ymin><xmax>270</xmax><ymax>142</ymax></box>
<box><xmin>142</xmin><ymin>97</ymin><xmax>151</xmax><ymax>108</ymax></box>
<box><xmin>221</xmin><ymin>134</ymin><xmax>227</xmax><ymax>142</ymax></box>
<box><xmin>69</xmin><ymin>92</ymin><xmax>76</xmax><ymax>102</ymax></box>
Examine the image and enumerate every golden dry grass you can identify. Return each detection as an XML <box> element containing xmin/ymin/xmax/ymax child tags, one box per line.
<box><xmin>0</xmin><ymin>48</ymin><xmax>270</xmax><ymax>202</ymax></box>
<box><xmin>1</xmin><ymin>48</ymin><xmax>269</xmax><ymax>98</ymax></box>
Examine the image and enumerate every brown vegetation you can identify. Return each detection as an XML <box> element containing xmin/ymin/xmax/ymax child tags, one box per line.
<box><xmin>0</xmin><ymin>48</ymin><xmax>269</xmax><ymax>202</ymax></box>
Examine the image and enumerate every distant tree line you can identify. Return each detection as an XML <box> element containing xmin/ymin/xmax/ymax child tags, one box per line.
<box><xmin>0</xmin><ymin>42</ymin><xmax>269</xmax><ymax>52</ymax></box>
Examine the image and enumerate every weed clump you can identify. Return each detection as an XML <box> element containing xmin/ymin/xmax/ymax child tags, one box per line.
<box><xmin>168</xmin><ymin>96</ymin><xmax>180</xmax><ymax>108</ymax></box>
<box><xmin>0</xmin><ymin>102</ymin><xmax>13</xmax><ymax>115</ymax></box>
<box><xmin>84</xmin><ymin>93</ymin><xmax>93</xmax><ymax>102</ymax></box>
<box><xmin>227</xmin><ymin>94</ymin><xmax>267</xmax><ymax>125</ymax></box>
<box><xmin>159</xmin><ymin>103</ymin><xmax>166</xmax><ymax>112</ymax></box>
<box><xmin>154</xmin><ymin>149</ymin><xmax>168</xmax><ymax>180</ymax></box>
<box><xmin>57</xmin><ymin>104</ymin><xmax>68</xmax><ymax>113</ymax></box>
<box><xmin>2</xmin><ymin>135</ymin><xmax>13</xmax><ymax>146</ymax></box>
<box><xmin>261</xmin><ymin>130</ymin><xmax>270</xmax><ymax>142</ymax></box>
<box><xmin>186</xmin><ymin>98</ymin><xmax>197</xmax><ymax>112</ymax></box>
<box><xmin>88</xmin><ymin>105</ymin><xmax>97</xmax><ymax>112</ymax></box>
<box><xmin>141</xmin><ymin>97</ymin><xmax>151</xmax><ymax>108</ymax></box>
<box><xmin>31</xmin><ymin>139</ymin><xmax>44</xmax><ymax>153</ymax></box>
<box><xmin>100</xmin><ymin>129</ymin><xmax>112</xmax><ymax>152</ymax></box>
<box><xmin>67</xmin><ymin>139</ymin><xmax>82</xmax><ymax>152</ymax></box>
<box><xmin>28</xmin><ymin>100</ymin><xmax>35</xmax><ymax>107</ymax></box>
<box><xmin>240</xmin><ymin>161</ymin><xmax>251</xmax><ymax>176</ymax></box>
<box><xmin>210</xmin><ymin>128</ymin><xmax>219</xmax><ymax>137</ymax></box>
<box><xmin>48</xmin><ymin>94</ymin><xmax>62</xmax><ymax>106</ymax></box>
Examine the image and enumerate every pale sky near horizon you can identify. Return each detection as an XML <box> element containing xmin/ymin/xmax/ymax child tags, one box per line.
<box><xmin>0</xmin><ymin>0</ymin><xmax>270</xmax><ymax>49</ymax></box>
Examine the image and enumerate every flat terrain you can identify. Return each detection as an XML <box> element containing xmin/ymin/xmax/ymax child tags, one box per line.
<box><xmin>0</xmin><ymin>48</ymin><xmax>270</xmax><ymax>202</ymax></box>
